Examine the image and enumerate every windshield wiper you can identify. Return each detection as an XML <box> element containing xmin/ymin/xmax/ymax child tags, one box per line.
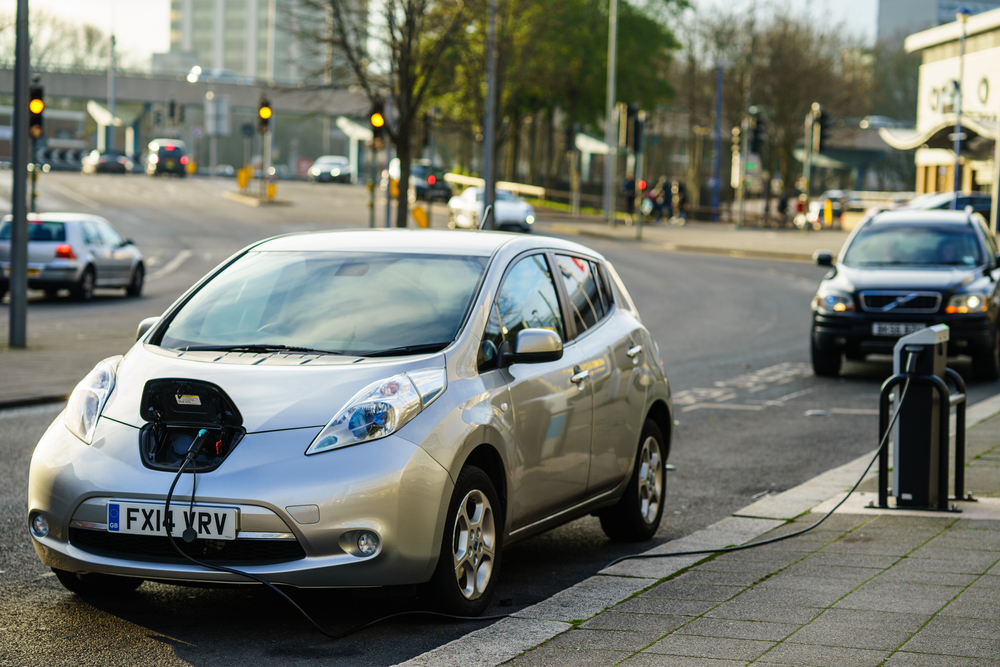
<box><xmin>181</xmin><ymin>344</ymin><xmax>344</xmax><ymax>355</ymax></box>
<box><xmin>356</xmin><ymin>342</ymin><xmax>451</xmax><ymax>357</ymax></box>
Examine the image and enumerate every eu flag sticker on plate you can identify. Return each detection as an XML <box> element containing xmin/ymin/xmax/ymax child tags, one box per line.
<box><xmin>108</xmin><ymin>503</ymin><xmax>120</xmax><ymax>531</ymax></box>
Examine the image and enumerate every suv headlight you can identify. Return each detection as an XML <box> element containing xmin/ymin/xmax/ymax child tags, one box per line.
<box><xmin>64</xmin><ymin>356</ymin><xmax>121</xmax><ymax>444</ymax></box>
<box><xmin>947</xmin><ymin>293</ymin><xmax>990</xmax><ymax>314</ymax></box>
<box><xmin>812</xmin><ymin>291</ymin><xmax>855</xmax><ymax>314</ymax></box>
<box><xmin>305</xmin><ymin>369</ymin><xmax>447</xmax><ymax>455</ymax></box>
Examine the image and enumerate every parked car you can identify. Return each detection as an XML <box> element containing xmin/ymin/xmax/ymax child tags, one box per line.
<box><xmin>386</xmin><ymin>159</ymin><xmax>454</xmax><ymax>202</ymax></box>
<box><xmin>146</xmin><ymin>139</ymin><xmax>188</xmax><ymax>177</ymax></box>
<box><xmin>82</xmin><ymin>151</ymin><xmax>134</xmax><ymax>175</ymax></box>
<box><xmin>0</xmin><ymin>213</ymin><xmax>144</xmax><ymax>301</ymax></box>
<box><xmin>448</xmin><ymin>187</ymin><xmax>536</xmax><ymax>233</ymax></box>
<box><xmin>308</xmin><ymin>155</ymin><xmax>351</xmax><ymax>183</ymax></box>
<box><xmin>858</xmin><ymin>191</ymin><xmax>994</xmax><ymax>228</ymax></box>
<box><xmin>810</xmin><ymin>210</ymin><xmax>1000</xmax><ymax>379</ymax></box>
<box><xmin>27</xmin><ymin>229</ymin><xmax>671</xmax><ymax>615</ymax></box>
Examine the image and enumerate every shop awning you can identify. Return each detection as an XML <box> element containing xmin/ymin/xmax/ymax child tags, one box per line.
<box><xmin>880</xmin><ymin>115</ymin><xmax>998</xmax><ymax>161</ymax></box>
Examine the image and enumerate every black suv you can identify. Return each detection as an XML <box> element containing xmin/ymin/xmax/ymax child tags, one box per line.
<box><xmin>811</xmin><ymin>210</ymin><xmax>1000</xmax><ymax>380</ymax></box>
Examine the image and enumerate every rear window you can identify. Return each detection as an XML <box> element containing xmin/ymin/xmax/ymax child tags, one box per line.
<box><xmin>0</xmin><ymin>220</ymin><xmax>67</xmax><ymax>242</ymax></box>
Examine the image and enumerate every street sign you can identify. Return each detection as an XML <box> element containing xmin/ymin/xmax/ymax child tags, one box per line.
<box><xmin>241</xmin><ymin>122</ymin><xmax>254</xmax><ymax>139</ymax></box>
<box><xmin>191</xmin><ymin>125</ymin><xmax>204</xmax><ymax>139</ymax></box>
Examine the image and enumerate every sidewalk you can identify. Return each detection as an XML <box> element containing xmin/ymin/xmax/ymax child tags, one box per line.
<box><xmin>400</xmin><ymin>394</ymin><xmax>1000</xmax><ymax>667</ymax></box>
<box><xmin>534</xmin><ymin>212</ymin><xmax>852</xmax><ymax>263</ymax></box>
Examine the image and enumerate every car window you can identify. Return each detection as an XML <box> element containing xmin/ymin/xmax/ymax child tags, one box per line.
<box><xmin>843</xmin><ymin>225</ymin><xmax>984</xmax><ymax>267</ymax></box>
<box><xmin>595</xmin><ymin>262</ymin><xmax>614</xmax><ymax>312</ymax></box>
<box><xmin>97</xmin><ymin>220</ymin><xmax>124</xmax><ymax>247</ymax></box>
<box><xmin>479</xmin><ymin>254</ymin><xmax>565</xmax><ymax>371</ymax></box>
<box><xmin>0</xmin><ymin>220</ymin><xmax>66</xmax><ymax>242</ymax></box>
<box><xmin>80</xmin><ymin>221</ymin><xmax>103</xmax><ymax>246</ymax></box>
<box><xmin>158</xmin><ymin>251</ymin><xmax>487</xmax><ymax>356</ymax></box>
<box><xmin>555</xmin><ymin>255</ymin><xmax>606</xmax><ymax>334</ymax></box>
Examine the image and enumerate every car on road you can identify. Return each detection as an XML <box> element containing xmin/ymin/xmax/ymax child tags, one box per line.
<box><xmin>82</xmin><ymin>150</ymin><xmax>134</xmax><ymax>175</ymax></box>
<box><xmin>858</xmin><ymin>191</ymin><xmax>994</xmax><ymax>228</ymax></box>
<box><xmin>27</xmin><ymin>229</ymin><xmax>672</xmax><ymax>615</ymax></box>
<box><xmin>0</xmin><ymin>213</ymin><xmax>144</xmax><ymax>301</ymax></box>
<box><xmin>810</xmin><ymin>209</ymin><xmax>1000</xmax><ymax>379</ymax></box>
<box><xmin>146</xmin><ymin>139</ymin><xmax>189</xmax><ymax>177</ymax></box>
<box><xmin>410</xmin><ymin>162</ymin><xmax>453</xmax><ymax>202</ymax></box>
<box><xmin>448</xmin><ymin>187</ymin><xmax>536</xmax><ymax>233</ymax></box>
<box><xmin>307</xmin><ymin>155</ymin><xmax>351</xmax><ymax>183</ymax></box>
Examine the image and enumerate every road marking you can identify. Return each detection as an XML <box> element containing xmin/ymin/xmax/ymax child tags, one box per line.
<box><xmin>763</xmin><ymin>388</ymin><xmax>815</xmax><ymax>406</ymax></box>
<box><xmin>45</xmin><ymin>181</ymin><xmax>100</xmax><ymax>209</ymax></box>
<box><xmin>682</xmin><ymin>403</ymin><xmax>765</xmax><ymax>412</ymax></box>
<box><xmin>829</xmin><ymin>408</ymin><xmax>879</xmax><ymax>415</ymax></box>
<box><xmin>148</xmin><ymin>249</ymin><xmax>192</xmax><ymax>281</ymax></box>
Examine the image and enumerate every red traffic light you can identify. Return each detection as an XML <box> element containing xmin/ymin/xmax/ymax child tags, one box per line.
<box><xmin>638</xmin><ymin>179</ymin><xmax>647</xmax><ymax>190</ymax></box>
<box><xmin>427</xmin><ymin>175</ymin><xmax>436</xmax><ymax>185</ymax></box>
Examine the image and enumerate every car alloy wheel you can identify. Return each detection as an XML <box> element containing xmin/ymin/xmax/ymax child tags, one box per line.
<box><xmin>73</xmin><ymin>267</ymin><xmax>95</xmax><ymax>302</ymax></box>
<box><xmin>599</xmin><ymin>420</ymin><xmax>667</xmax><ymax>542</ymax></box>
<box><xmin>126</xmin><ymin>263</ymin><xmax>144</xmax><ymax>297</ymax></box>
<box><xmin>452</xmin><ymin>487</ymin><xmax>496</xmax><ymax>600</ymax></box>
<box><xmin>636</xmin><ymin>435</ymin><xmax>663</xmax><ymax>525</ymax></box>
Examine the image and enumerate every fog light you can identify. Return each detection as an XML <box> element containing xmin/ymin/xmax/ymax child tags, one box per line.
<box><xmin>357</xmin><ymin>531</ymin><xmax>379</xmax><ymax>556</ymax></box>
<box><xmin>30</xmin><ymin>513</ymin><xmax>49</xmax><ymax>539</ymax></box>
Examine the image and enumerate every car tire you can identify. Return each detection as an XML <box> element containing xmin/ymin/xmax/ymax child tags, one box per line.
<box><xmin>425</xmin><ymin>465</ymin><xmax>502</xmax><ymax>616</ymax></box>
<box><xmin>72</xmin><ymin>267</ymin><xmax>95</xmax><ymax>302</ymax></box>
<box><xmin>973</xmin><ymin>326</ymin><xmax>1000</xmax><ymax>381</ymax></box>
<box><xmin>53</xmin><ymin>569</ymin><xmax>143</xmax><ymax>597</ymax></box>
<box><xmin>811</xmin><ymin>338</ymin><xmax>841</xmax><ymax>377</ymax></box>
<box><xmin>126</xmin><ymin>263</ymin><xmax>144</xmax><ymax>297</ymax></box>
<box><xmin>599</xmin><ymin>420</ymin><xmax>667</xmax><ymax>542</ymax></box>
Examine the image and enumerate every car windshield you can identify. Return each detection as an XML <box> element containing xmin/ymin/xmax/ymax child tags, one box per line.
<box><xmin>158</xmin><ymin>251</ymin><xmax>488</xmax><ymax>356</ymax></box>
<box><xmin>843</xmin><ymin>225</ymin><xmax>983</xmax><ymax>267</ymax></box>
<box><xmin>0</xmin><ymin>219</ymin><xmax>66</xmax><ymax>241</ymax></box>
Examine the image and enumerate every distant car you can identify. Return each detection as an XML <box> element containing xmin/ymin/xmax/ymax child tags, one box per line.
<box><xmin>0</xmin><ymin>213</ymin><xmax>144</xmax><ymax>301</ymax></box>
<box><xmin>859</xmin><ymin>191</ymin><xmax>994</xmax><ymax>228</ymax></box>
<box><xmin>82</xmin><ymin>151</ymin><xmax>133</xmax><ymax>175</ymax></box>
<box><xmin>448</xmin><ymin>187</ymin><xmax>535</xmax><ymax>233</ymax></box>
<box><xmin>810</xmin><ymin>210</ymin><xmax>1000</xmax><ymax>379</ymax></box>
<box><xmin>146</xmin><ymin>139</ymin><xmax>188</xmax><ymax>177</ymax></box>
<box><xmin>308</xmin><ymin>155</ymin><xmax>351</xmax><ymax>183</ymax></box>
<box><xmin>411</xmin><ymin>163</ymin><xmax>453</xmax><ymax>202</ymax></box>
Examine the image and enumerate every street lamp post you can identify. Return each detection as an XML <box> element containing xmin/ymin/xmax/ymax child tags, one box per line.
<box><xmin>953</xmin><ymin>7</ymin><xmax>971</xmax><ymax>208</ymax></box>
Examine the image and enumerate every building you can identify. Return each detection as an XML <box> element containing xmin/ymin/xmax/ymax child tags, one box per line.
<box><xmin>880</xmin><ymin>7</ymin><xmax>1000</xmax><ymax>220</ymax></box>
<box><xmin>153</xmin><ymin>0</ymin><xmax>326</xmax><ymax>84</ymax></box>
<box><xmin>878</xmin><ymin>0</ymin><xmax>1000</xmax><ymax>42</ymax></box>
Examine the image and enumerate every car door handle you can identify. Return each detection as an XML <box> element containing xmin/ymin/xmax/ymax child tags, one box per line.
<box><xmin>570</xmin><ymin>369</ymin><xmax>590</xmax><ymax>385</ymax></box>
<box><xmin>626</xmin><ymin>344</ymin><xmax>643</xmax><ymax>359</ymax></box>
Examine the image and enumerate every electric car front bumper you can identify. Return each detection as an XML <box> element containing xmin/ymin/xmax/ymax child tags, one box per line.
<box><xmin>28</xmin><ymin>414</ymin><xmax>454</xmax><ymax>588</ymax></box>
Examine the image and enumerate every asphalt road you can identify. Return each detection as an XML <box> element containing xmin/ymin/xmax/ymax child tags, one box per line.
<box><xmin>2</xmin><ymin>173</ymin><xmax>997</xmax><ymax>666</ymax></box>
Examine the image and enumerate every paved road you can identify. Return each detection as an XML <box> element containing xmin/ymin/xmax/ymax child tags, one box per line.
<box><xmin>2</xmin><ymin>174</ymin><xmax>997</xmax><ymax>665</ymax></box>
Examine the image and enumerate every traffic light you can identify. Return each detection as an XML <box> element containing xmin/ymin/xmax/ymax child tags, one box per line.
<box><xmin>28</xmin><ymin>83</ymin><xmax>44</xmax><ymax>139</ymax></box>
<box><xmin>169</xmin><ymin>99</ymin><xmax>176</xmax><ymax>121</ymax></box>
<box><xmin>258</xmin><ymin>97</ymin><xmax>272</xmax><ymax>133</ymax></box>
<box><xmin>750</xmin><ymin>114</ymin><xmax>767</xmax><ymax>154</ymax></box>
<box><xmin>816</xmin><ymin>109</ymin><xmax>832</xmax><ymax>153</ymax></box>
<box><xmin>630</xmin><ymin>110</ymin><xmax>645</xmax><ymax>154</ymax></box>
<box><xmin>369</xmin><ymin>101</ymin><xmax>385</xmax><ymax>139</ymax></box>
<box><xmin>154</xmin><ymin>108</ymin><xmax>163</xmax><ymax>126</ymax></box>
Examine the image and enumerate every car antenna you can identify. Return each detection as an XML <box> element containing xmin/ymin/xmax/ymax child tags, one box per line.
<box><xmin>478</xmin><ymin>205</ymin><xmax>493</xmax><ymax>231</ymax></box>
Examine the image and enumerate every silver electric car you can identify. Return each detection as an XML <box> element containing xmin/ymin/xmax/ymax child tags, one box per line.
<box><xmin>28</xmin><ymin>229</ymin><xmax>672</xmax><ymax>615</ymax></box>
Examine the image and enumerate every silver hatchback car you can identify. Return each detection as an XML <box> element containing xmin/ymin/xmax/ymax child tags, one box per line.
<box><xmin>28</xmin><ymin>230</ymin><xmax>672</xmax><ymax>615</ymax></box>
<box><xmin>0</xmin><ymin>213</ymin><xmax>144</xmax><ymax>301</ymax></box>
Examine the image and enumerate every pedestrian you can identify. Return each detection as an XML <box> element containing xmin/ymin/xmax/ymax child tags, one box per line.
<box><xmin>778</xmin><ymin>190</ymin><xmax>790</xmax><ymax>227</ymax></box>
<box><xmin>622</xmin><ymin>172</ymin><xmax>636</xmax><ymax>225</ymax></box>
<box><xmin>649</xmin><ymin>176</ymin><xmax>668</xmax><ymax>223</ymax></box>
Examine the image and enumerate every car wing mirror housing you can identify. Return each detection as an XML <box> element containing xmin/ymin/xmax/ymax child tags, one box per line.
<box><xmin>136</xmin><ymin>316</ymin><xmax>159</xmax><ymax>341</ymax></box>
<box><xmin>499</xmin><ymin>328</ymin><xmax>563</xmax><ymax>367</ymax></box>
<box><xmin>814</xmin><ymin>250</ymin><xmax>834</xmax><ymax>267</ymax></box>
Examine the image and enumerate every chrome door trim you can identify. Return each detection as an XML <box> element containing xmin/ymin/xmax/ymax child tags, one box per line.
<box><xmin>508</xmin><ymin>487</ymin><xmax>618</xmax><ymax>540</ymax></box>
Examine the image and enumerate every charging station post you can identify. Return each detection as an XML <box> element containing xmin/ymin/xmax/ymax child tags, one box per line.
<box><xmin>877</xmin><ymin>324</ymin><xmax>968</xmax><ymax>511</ymax></box>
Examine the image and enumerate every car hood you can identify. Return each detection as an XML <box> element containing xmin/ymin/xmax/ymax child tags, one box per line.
<box><xmin>831</xmin><ymin>264</ymin><xmax>982</xmax><ymax>293</ymax></box>
<box><xmin>101</xmin><ymin>343</ymin><xmax>445</xmax><ymax>433</ymax></box>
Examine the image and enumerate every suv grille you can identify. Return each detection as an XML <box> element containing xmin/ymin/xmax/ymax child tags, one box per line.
<box><xmin>859</xmin><ymin>291</ymin><xmax>941</xmax><ymax>313</ymax></box>
<box><xmin>69</xmin><ymin>528</ymin><xmax>305</xmax><ymax>565</ymax></box>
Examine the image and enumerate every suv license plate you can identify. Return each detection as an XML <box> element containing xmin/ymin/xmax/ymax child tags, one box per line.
<box><xmin>872</xmin><ymin>322</ymin><xmax>927</xmax><ymax>337</ymax></box>
<box><xmin>107</xmin><ymin>501</ymin><xmax>237</xmax><ymax>540</ymax></box>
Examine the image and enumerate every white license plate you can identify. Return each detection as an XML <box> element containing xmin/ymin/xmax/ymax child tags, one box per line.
<box><xmin>872</xmin><ymin>322</ymin><xmax>927</xmax><ymax>337</ymax></box>
<box><xmin>107</xmin><ymin>502</ymin><xmax>238</xmax><ymax>540</ymax></box>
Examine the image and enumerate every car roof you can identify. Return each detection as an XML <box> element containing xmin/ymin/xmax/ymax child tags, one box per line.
<box><xmin>868</xmin><ymin>210</ymin><xmax>975</xmax><ymax>227</ymax></box>
<box><xmin>252</xmin><ymin>229</ymin><xmax>602</xmax><ymax>259</ymax></box>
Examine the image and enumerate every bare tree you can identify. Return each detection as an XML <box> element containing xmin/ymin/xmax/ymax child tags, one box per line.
<box><xmin>294</xmin><ymin>0</ymin><xmax>475</xmax><ymax>227</ymax></box>
<box><xmin>0</xmin><ymin>10</ymin><xmax>128</xmax><ymax>70</ymax></box>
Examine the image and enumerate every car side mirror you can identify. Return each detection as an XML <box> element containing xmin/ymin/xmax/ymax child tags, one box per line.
<box><xmin>123</xmin><ymin>238</ymin><xmax>136</xmax><ymax>246</ymax></box>
<box><xmin>136</xmin><ymin>316</ymin><xmax>159</xmax><ymax>341</ymax></box>
<box><xmin>814</xmin><ymin>250</ymin><xmax>834</xmax><ymax>267</ymax></box>
<box><xmin>499</xmin><ymin>328</ymin><xmax>563</xmax><ymax>367</ymax></box>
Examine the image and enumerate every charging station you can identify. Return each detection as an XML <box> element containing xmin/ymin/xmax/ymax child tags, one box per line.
<box><xmin>877</xmin><ymin>324</ymin><xmax>968</xmax><ymax>511</ymax></box>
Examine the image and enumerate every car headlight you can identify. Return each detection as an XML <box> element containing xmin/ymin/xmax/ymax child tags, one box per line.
<box><xmin>947</xmin><ymin>293</ymin><xmax>990</xmax><ymax>314</ymax></box>
<box><xmin>310</xmin><ymin>166</ymin><xmax>320</xmax><ymax>175</ymax></box>
<box><xmin>525</xmin><ymin>214</ymin><xmax>535</xmax><ymax>224</ymax></box>
<box><xmin>331</xmin><ymin>168</ymin><xmax>341</xmax><ymax>176</ymax></box>
<box><xmin>64</xmin><ymin>356</ymin><xmax>121</xmax><ymax>444</ymax></box>
<box><xmin>305</xmin><ymin>369</ymin><xmax>447</xmax><ymax>455</ymax></box>
<box><xmin>812</xmin><ymin>291</ymin><xmax>855</xmax><ymax>314</ymax></box>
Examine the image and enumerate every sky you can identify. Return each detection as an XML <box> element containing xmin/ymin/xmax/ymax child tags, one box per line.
<box><xmin>0</xmin><ymin>0</ymin><xmax>878</xmax><ymax>70</ymax></box>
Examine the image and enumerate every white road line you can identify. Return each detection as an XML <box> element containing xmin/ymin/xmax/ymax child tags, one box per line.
<box><xmin>681</xmin><ymin>403</ymin><xmax>766</xmax><ymax>412</ymax></box>
<box><xmin>44</xmin><ymin>181</ymin><xmax>101</xmax><ymax>209</ymax></box>
<box><xmin>764</xmin><ymin>387</ymin><xmax>815</xmax><ymax>405</ymax></box>
<box><xmin>147</xmin><ymin>249</ymin><xmax>192</xmax><ymax>281</ymax></box>
<box><xmin>828</xmin><ymin>408</ymin><xmax>879</xmax><ymax>415</ymax></box>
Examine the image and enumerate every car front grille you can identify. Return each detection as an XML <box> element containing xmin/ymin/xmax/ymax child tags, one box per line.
<box><xmin>69</xmin><ymin>528</ymin><xmax>306</xmax><ymax>565</ymax></box>
<box><xmin>859</xmin><ymin>291</ymin><xmax>941</xmax><ymax>313</ymax></box>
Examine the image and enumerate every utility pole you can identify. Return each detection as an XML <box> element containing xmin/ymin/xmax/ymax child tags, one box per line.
<box><xmin>603</xmin><ymin>0</ymin><xmax>619</xmax><ymax>226</ymax></box>
<box><xmin>482</xmin><ymin>0</ymin><xmax>498</xmax><ymax>228</ymax></box>
<box><xmin>10</xmin><ymin>0</ymin><xmax>29</xmax><ymax>348</ymax></box>
<box><xmin>735</xmin><ymin>0</ymin><xmax>755</xmax><ymax>228</ymax></box>
<box><xmin>953</xmin><ymin>8</ymin><xmax>971</xmax><ymax>206</ymax></box>
<box><xmin>803</xmin><ymin>103</ymin><xmax>818</xmax><ymax>200</ymax></box>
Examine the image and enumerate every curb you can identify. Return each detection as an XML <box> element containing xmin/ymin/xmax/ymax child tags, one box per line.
<box><xmin>395</xmin><ymin>393</ymin><xmax>1000</xmax><ymax>667</ymax></box>
<box><xmin>539</xmin><ymin>223</ymin><xmax>815</xmax><ymax>263</ymax></box>
<box><xmin>0</xmin><ymin>394</ymin><xmax>69</xmax><ymax>410</ymax></box>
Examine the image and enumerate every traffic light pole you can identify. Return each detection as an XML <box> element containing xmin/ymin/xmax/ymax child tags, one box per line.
<box><xmin>9</xmin><ymin>0</ymin><xmax>30</xmax><ymax>349</ymax></box>
<box><xmin>29</xmin><ymin>138</ymin><xmax>37</xmax><ymax>213</ymax></box>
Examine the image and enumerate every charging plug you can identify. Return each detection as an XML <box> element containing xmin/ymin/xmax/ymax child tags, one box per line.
<box><xmin>185</xmin><ymin>428</ymin><xmax>210</xmax><ymax>460</ymax></box>
<box><xmin>904</xmin><ymin>347</ymin><xmax>922</xmax><ymax>375</ymax></box>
